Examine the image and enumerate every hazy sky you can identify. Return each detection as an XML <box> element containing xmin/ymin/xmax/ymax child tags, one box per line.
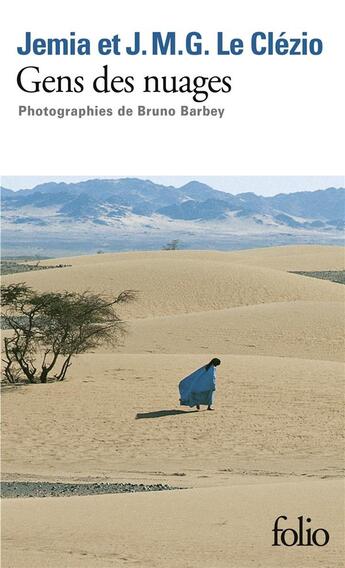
<box><xmin>1</xmin><ymin>176</ymin><xmax>344</xmax><ymax>196</ymax></box>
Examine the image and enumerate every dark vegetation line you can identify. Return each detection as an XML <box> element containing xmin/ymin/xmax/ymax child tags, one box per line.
<box><xmin>1</xmin><ymin>261</ymin><xmax>71</xmax><ymax>275</ymax></box>
<box><xmin>290</xmin><ymin>270</ymin><xmax>345</xmax><ymax>285</ymax></box>
<box><xmin>1</xmin><ymin>481</ymin><xmax>177</xmax><ymax>499</ymax></box>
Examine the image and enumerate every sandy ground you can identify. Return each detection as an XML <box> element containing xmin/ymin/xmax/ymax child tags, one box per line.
<box><xmin>2</xmin><ymin>354</ymin><xmax>344</xmax><ymax>484</ymax></box>
<box><xmin>2</xmin><ymin>480</ymin><xmax>344</xmax><ymax>568</ymax></box>
<box><xmin>6</xmin><ymin>247</ymin><xmax>344</xmax><ymax>321</ymax></box>
<box><xmin>2</xmin><ymin>245</ymin><xmax>345</xmax><ymax>567</ymax></box>
<box><xmin>120</xmin><ymin>302</ymin><xmax>344</xmax><ymax>361</ymax></box>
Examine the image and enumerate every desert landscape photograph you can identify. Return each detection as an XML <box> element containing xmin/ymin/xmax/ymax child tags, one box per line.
<box><xmin>1</xmin><ymin>177</ymin><xmax>344</xmax><ymax>567</ymax></box>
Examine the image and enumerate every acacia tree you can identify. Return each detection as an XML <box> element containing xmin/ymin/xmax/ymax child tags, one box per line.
<box><xmin>1</xmin><ymin>283</ymin><xmax>136</xmax><ymax>384</ymax></box>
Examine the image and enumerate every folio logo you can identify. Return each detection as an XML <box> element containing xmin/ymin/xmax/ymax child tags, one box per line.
<box><xmin>272</xmin><ymin>516</ymin><xmax>330</xmax><ymax>547</ymax></box>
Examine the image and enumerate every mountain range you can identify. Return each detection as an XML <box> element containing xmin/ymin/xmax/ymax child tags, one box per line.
<box><xmin>1</xmin><ymin>179</ymin><xmax>344</xmax><ymax>256</ymax></box>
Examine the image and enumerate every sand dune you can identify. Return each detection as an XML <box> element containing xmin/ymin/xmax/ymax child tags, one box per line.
<box><xmin>2</xmin><ymin>246</ymin><xmax>344</xmax><ymax>568</ymax></box>
<box><xmin>119</xmin><ymin>301</ymin><xmax>345</xmax><ymax>361</ymax></box>
<box><xmin>3</xmin><ymin>479</ymin><xmax>344</xmax><ymax>568</ymax></box>
<box><xmin>36</xmin><ymin>244</ymin><xmax>345</xmax><ymax>272</ymax></box>
<box><xmin>2</xmin><ymin>248</ymin><xmax>344</xmax><ymax>483</ymax></box>
<box><xmin>218</xmin><ymin>244</ymin><xmax>345</xmax><ymax>271</ymax></box>
<box><xmin>4</xmin><ymin>252</ymin><xmax>344</xmax><ymax>319</ymax></box>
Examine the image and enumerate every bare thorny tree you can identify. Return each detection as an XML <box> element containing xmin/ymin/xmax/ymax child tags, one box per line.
<box><xmin>1</xmin><ymin>283</ymin><xmax>136</xmax><ymax>384</ymax></box>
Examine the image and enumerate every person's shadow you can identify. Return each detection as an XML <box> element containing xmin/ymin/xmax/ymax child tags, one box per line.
<box><xmin>136</xmin><ymin>409</ymin><xmax>198</xmax><ymax>419</ymax></box>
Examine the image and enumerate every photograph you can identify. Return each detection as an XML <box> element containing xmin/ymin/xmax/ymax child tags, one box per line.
<box><xmin>1</xmin><ymin>175</ymin><xmax>344</xmax><ymax>567</ymax></box>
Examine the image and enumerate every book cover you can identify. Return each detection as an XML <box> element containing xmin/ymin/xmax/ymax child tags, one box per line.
<box><xmin>1</xmin><ymin>1</ymin><xmax>344</xmax><ymax>567</ymax></box>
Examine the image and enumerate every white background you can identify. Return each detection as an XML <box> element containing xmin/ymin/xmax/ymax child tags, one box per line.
<box><xmin>1</xmin><ymin>0</ymin><xmax>344</xmax><ymax>177</ymax></box>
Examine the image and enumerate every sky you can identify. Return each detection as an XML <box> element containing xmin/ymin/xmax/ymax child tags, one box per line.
<box><xmin>1</xmin><ymin>176</ymin><xmax>344</xmax><ymax>196</ymax></box>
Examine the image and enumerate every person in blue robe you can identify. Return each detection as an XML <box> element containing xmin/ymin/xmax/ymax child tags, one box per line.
<box><xmin>179</xmin><ymin>358</ymin><xmax>221</xmax><ymax>411</ymax></box>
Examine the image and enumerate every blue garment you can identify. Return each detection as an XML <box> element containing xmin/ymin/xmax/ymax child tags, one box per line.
<box><xmin>179</xmin><ymin>365</ymin><xmax>216</xmax><ymax>407</ymax></box>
